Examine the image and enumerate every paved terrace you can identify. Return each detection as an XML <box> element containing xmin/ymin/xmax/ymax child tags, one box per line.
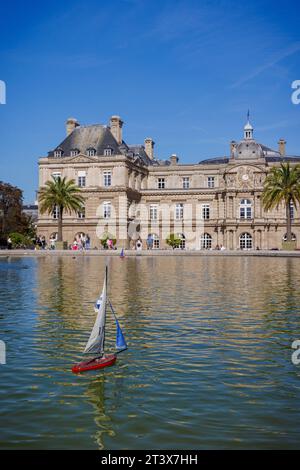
<box><xmin>0</xmin><ymin>249</ymin><xmax>300</xmax><ymax>257</ymax></box>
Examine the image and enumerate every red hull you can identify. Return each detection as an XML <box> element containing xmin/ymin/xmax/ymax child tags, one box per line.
<box><xmin>72</xmin><ymin>354</ymin><xmax>116</xmax><ymax>373</ymax></box>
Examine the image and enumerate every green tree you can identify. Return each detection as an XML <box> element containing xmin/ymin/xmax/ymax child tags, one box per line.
<box><xmin>166</xmin><ymin>233</ymin><xmax>181</xmax><ymax>249</ymax></box>
<box><xmin>0</xmin><ymin>181</ymin><xmax>25</xmax><ymax>235</ymax></box>
<box><xmin>262</xmin><ymin>162</ymin><xmax>300</xmax><ymax>243</ymax></box>
<box><xmin>38</xmin><ymin>176</ymin><xmax>84</xmax><ymax>242</ymax></box>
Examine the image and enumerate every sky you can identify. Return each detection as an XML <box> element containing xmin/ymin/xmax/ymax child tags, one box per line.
<box><xmin>1</xmin><ymin>0</ymin><xmax>300</xmax><ymax>202</ymax></box>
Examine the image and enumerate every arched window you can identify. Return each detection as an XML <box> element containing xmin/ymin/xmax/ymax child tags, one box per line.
<box><xmin>87</xmin><ymin>148</ymin><xmax>96</xmax><ymax>157</ymax></box>
<box><xmin>70</xmin><ymin>148</ymin><xmax>80</xmax><ymax>157</ymax></box>
<box><xmin>104</xmin><ymin>148</ymin><xmax>113</xmax><ymax>156</ymax></box>
<box><xmin>240</xmin><ymin>232</ymin><xmax>252</xmax><ymax>249</ymax></box>
<box><xmin>200</xmin><ymin>233</ymin><xmax>212</xmax><ymax>249</ymax></box>
<box><xmin>283</xmin><ymin>233</ymin><xmax>296</xmax><ymax>241</ymax></box>
<box><xmin>149</xmin><ymin>233</ymin><xmax>160</xmax><ymax>249</ymax></box>
<box><xmin>177</xmin><ymin>233</ymin><xmax>185</xmax><ymax>249</ymax></box>
<box><xmin>54</xmin><ymin>149</ymin><xmax>63</xmax><ymax>158</ymax></box>
<box><xmin>240</xmin><ymin>199</ymin><xmax>252</xmax><ymax>219</ymax></box>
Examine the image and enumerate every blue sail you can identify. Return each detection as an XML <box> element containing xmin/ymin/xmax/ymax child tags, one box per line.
<box><xmin>115</xmin><ymin>317</ymin><xmax>127</xmax><ymax>351</ymax></box>
<box><xmin>108</xmin><ymin>299</ymin><xmax>127</xmax><ymax>352</ymax></box>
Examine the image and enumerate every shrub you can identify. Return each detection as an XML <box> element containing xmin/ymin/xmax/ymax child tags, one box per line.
<box><xmin>9</xmin><ymin>232</ymin><xmax>33</xmax><ymax>248</ymax></box>
<box><xmin>100</xmin><ymin>234</ymin><xmax>117</xmax><ymax>248</ymax></box>
<box><xmin>166</xmin><ymin>234</ymin><xmax>181</xmax><ymax>249</ymax></box>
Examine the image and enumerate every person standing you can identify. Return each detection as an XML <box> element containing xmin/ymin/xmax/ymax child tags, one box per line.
<box><xmin>85</xmin><ymin>235</ymin><xmax>90</xmax><ymax>250</ymax></box>
<box><xmin>50</xmin><ymin>236</ymin><xmax>56</xmax><ymax>250</ymax></box>
<box><xmin>7</xmin><ymin>237</ymin><xmax>12</xmax><ymax>250</ymax></box>
<box><xmin>41</xmin><ymin>236</ymin><xmax>46</xmax><ymax>250</ymax></box>
<box><xmin>146</xmin><ymin>235</ymin><xmax>153</xmax><ymax>250</ymax></box>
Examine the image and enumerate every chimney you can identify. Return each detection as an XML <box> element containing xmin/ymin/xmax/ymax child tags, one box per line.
<box><xmin>66</xmin><ymin>117</ymin><xmax>79</xmax><ymax>136</ymax></box>
<box><xmin>144</xmin><ymin>138</ymin><xmax>155</xmax><ymax>160</ymax></box>
<box><xmin>170</xmin><ymin>153</ymin><xmax>179</xmax><ymax>165</ymax></box>
<box><xmin>110</xmin><ymin>115</ymin><xmax>123</xmax><ymax>144</ymax></box>
<box><xmin>230</xmin><ymin>140</ymin><xmax>237</xmax><ymax>158</ymax></box>
<box><xmin>278</xmin><ymin>139</ymin><xmax>286</xmax><ymax>157</ymax></box>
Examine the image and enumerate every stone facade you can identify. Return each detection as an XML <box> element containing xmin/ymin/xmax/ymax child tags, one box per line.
<box><xmin>37</xmin><ymin>115</ymin><xmax>300</xmax><ymax>250</ymax></box>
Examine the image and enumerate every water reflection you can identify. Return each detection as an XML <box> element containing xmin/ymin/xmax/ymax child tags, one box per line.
<box><xmin>1</xmin><ymin>256</ymin><xmax>300</xmax><ymax>449</ymax></box>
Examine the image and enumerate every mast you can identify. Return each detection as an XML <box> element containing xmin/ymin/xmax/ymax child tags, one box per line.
<box><xmin>103</xmin><ymin>265</ymin><xmax>108</xmax><ymax>354</ymax></box>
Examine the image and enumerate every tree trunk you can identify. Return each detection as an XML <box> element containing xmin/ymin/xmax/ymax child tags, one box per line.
<box><xmin>286</xmin><ymin>199</ymin><xmax>292</xmax><ymax>242</ymax></box>
<box><xmin>57</xmin><ymin>206</ymin><xmax>63</xmax><ymax>242</ymax></box>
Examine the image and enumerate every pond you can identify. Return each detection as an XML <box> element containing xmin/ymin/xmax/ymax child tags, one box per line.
<box><xmin>0</xmin><ymin>255</ymin><xmax>300</xmax><ymax>449</ymax></box>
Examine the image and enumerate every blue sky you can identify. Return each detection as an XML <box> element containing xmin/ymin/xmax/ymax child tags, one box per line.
<box><xmin>1</xmin><ymin>0</ymin><xmax>300</xmax><ymax>202</ymax></box>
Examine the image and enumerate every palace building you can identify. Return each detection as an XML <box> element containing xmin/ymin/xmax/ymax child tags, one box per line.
<box><xmin>38</xmin><ymin>115</ymin><xmax>300</xmax><ymax>250</ymax></box>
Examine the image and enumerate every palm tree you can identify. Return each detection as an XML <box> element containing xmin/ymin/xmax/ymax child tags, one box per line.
<box><xmin>262</xmin><ymin>162</ymin><xmax>300</xmax><ymax>243</ymax></box>
<box><xmin>39</xmin><ymin>176</ymin><xmax>84</xmax><ymax>242</ymax></box>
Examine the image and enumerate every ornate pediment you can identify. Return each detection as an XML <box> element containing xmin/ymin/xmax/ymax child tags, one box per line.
<box><xmin>64</xmin><ymin>153</ymin><xmax>98</xmax><ymax>164</ymax></box>
<box><xmin>224</xmin><ymin>164</ymin><xmax>264</xmax><ymax>190</ymax></box>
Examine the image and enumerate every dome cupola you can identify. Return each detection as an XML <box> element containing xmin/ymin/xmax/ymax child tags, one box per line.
<box><xmin>244</xmin><ymin>111</ymin><xmax>254</xmax><ymax>140</ymax></box>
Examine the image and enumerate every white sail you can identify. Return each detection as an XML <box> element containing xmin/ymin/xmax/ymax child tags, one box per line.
<box><xmin>84</xmin><ymin>273</ymin><xmax>107</xmax><ymax>356</ymax></box>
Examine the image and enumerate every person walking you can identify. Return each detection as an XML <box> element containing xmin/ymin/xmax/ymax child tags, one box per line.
<box><xmin>7</xmin><ymin>237</ymin><xmax>12</xmax><ymax>250</ymax></box>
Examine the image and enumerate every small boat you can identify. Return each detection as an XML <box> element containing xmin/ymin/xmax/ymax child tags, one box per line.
<box><xmin>72</xmin><ymin>266</ymin><xmax>127</xmax><ymax>373</ymax></box>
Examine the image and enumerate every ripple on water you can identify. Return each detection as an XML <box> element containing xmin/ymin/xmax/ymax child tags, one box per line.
<box><xmin>1</xmin><ymin>256</ymin><xmax>300</xmax><ymax>449</ymax></box>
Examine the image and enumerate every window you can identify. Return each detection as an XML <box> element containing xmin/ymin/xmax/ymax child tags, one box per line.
<box><xmin>175</xmin><ymin>203</ymin><xmax>184</xmax><ymax>220</ymax></box>
<box><xmin>201</xmin><ymin>233</ymin><xmax>212</xmax><ymax>249</ymax></box>
<box><xmin>87</xmin><ymin>148</ymin><xmax>96</xmax><ymax>157</ymax></box>
<box><xmin>78</xmin><ymin>207</ymin><xmax>85</xmax><ymax>219</ymax></box>
<box><xmin>52</xmin><ymin>172</ymin><xmax>61</xmax><ymax>180</ymax></box>
<box><xmin>103</xmin><ymin>202</ymin><xmax>111</xmax><ymax>219</ymax></box>
<box><xmin>103</xmin><ymin>171</ymin><xmax>112</xmax><ymax>187</ymax></box>
<box><xmin>70</xmin><ymin>149</ymin><xmax>79</xmax><ymax>157</ymax></box>
<box><xmin>78</xmin><ymin>176</ymin><xmax>86</xmax><ymax>187</ymax></box>
<box><xmin>290</xmin><ymin>201</ymin><xmax>294</xmax><ymax>220</ymax></box>
<box><xmin>177</xmin><ymin>233</ymin><xmax>186</xmax><ymax>249</ymax></box>
<box><xmin>158</xmin><ymin>178</ymin><xmax>165</xmax><ymax>189</ymax></box>
<box><xmin>240</xmin><ymin>233</ymin><xmax>252</xmax><ymax>250</ymax></box>
<box><xmin>202</xmin><ymin>204</ymin><xmax>210</xmax><ymax>220</ymax></box>
<box><xmin>240</xmin><ymin>199</ymin><xmax>252</xmax><ymax>219</ymax></box>
<box><xmin>150</xmin><ymin>204</ymin><xmax>158</xmax><ymax>221</ymax></box>
<box><xmin>104</xmin><ymin>148</ymin><xmax>112</xmax><ymax>156</ymax></box>
<box><xmin>53</xmin><ymin>205</ymin><xmax>59</xmax><ymax>220</ymax></box>
<box><xmin>150</xmin><ymin>233</ymin><xmax>160</xmax><ymax>249</ymax></box>
<box><xmin>54</xmin><ymin>150</ymin><xmax>62</xmax><ymax>158</ymax></box>
<box><xmin>183</xmin><ymin>177</ymin><xmax>190</xmax><ymax>189</ymax></box>
<box><xmin>207</xmin><ymin>176</ymin><xmax>215</xmax><ymax>188</ymax></box>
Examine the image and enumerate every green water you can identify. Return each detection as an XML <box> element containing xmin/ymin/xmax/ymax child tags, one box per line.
<box><xmin>0</xmin><ymin>255</ymin><xmax>300</xmax><ymax>449</ymax></box>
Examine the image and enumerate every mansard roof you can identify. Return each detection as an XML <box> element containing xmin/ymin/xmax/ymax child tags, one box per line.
<box><xmin>48</xmin><ymin>124</ymin><xmax>154</xmax><ymax>166</ymax></box>
<box><xmin>127</xmin><ymin>145</ymin><xmax>155</xmax><ymax>166</ymax></box>
<box><xmin>48</xmin><ymin>124</ymin><xmax>122</xmax><ymax>158</ymax></box>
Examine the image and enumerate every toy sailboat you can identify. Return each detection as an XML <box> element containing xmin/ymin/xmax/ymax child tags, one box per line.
<box><xmin>72</xmin><ymin>266</ymin><xmax>127</xmax><ymax>373</ymax></box>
